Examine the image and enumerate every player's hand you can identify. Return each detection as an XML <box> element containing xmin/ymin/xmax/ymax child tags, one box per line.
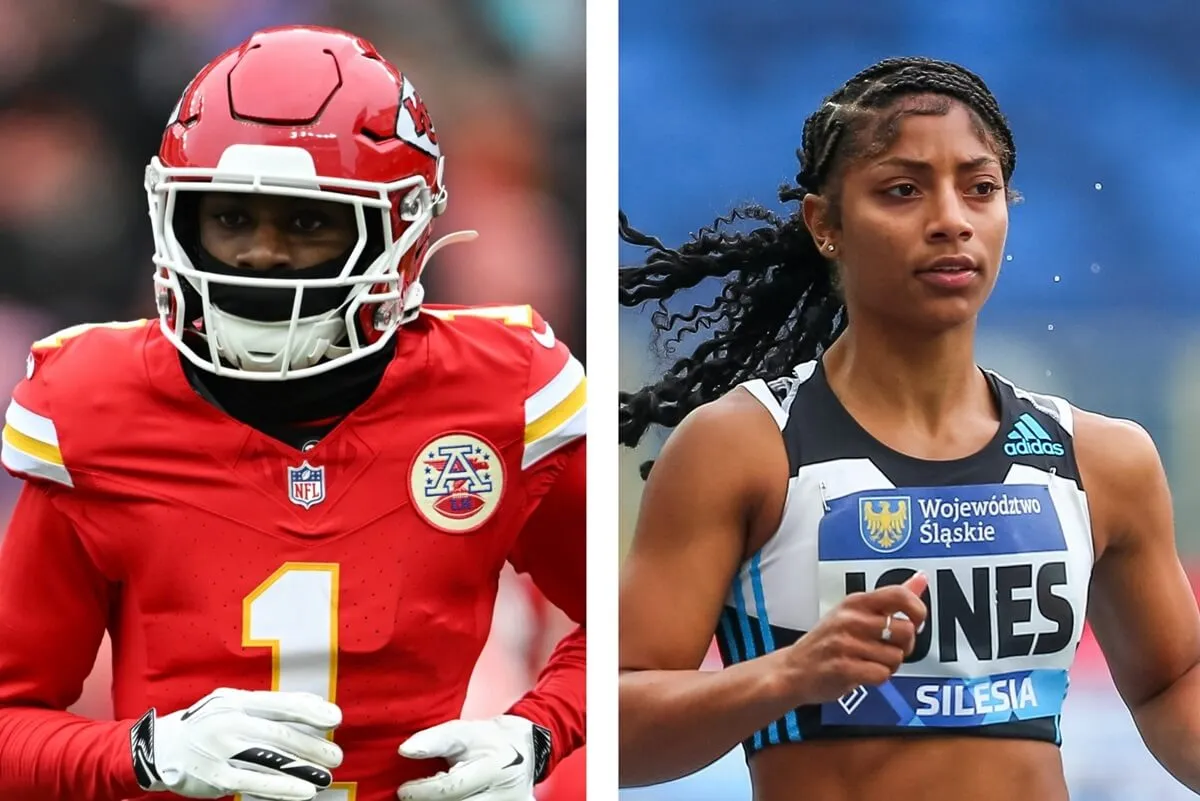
<box><xmin>131</xmin><ymin>688</ymin><xmax>344</xmax><ymax>800</ymax></box>
<box><xmin>784</xmin><ymin>572</ymin><xmax>929</xmax><ymax>706</ymax></box>
<box><xmin>397</xmin><ymin>715</ymin><xmax>548</xmax><ymax>801</ymax></box>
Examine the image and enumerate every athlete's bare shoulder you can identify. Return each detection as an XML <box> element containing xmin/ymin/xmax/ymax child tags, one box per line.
<box><xmin>1072</xmin><ymin>408</ymin><xmax>1161</xmax><ymax>487</ymax></box>
<box><xmin>645</xmin><ymin>384</ymin><xmax>787</xmax><ymax>524</ymax></box>
<box><xmin>1072</xmin><ymin>407</ymin><xmax>1166</xmax><ymax>556</ymax></box>
<box><xmin>674</xmin><ymin>383</ymin><xmax>780</xmax><ymax>439</ymax></box>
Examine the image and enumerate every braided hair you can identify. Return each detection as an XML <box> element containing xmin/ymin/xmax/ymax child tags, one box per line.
<box><xmin>619</xmin><ymin>57</ymin><xmax>1017</xmax><ymax>466</ymax></box>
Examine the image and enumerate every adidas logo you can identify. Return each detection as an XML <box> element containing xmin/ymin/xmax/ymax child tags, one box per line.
<box><xmin>1004</xmin><ymin>412</ymin><xmax>1065</xmax><ymax>458</ymax></box>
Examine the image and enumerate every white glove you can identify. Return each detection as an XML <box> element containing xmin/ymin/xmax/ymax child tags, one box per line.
<box><xmin>396</xmin><ymin>715</ymin><xmax>549</xmax><ymax>801</ymax></box>
<box><xmin>130</xmin><ymin>688</ymin><xmax>344</xmax><ymax>801</ymax></box>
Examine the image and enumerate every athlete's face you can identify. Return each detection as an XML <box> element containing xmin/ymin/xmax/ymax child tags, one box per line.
<box><xmin>198</xmin><ymin>193</ymin><xmax>358</xmax><ymax>271</ymax></box>
<box><xmin>806</xmin><ymin>99</ymin><xmax>1009</xmax><ymax>333</ymax></box>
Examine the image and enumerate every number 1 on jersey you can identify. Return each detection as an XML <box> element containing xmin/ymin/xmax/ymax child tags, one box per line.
<box><xmin>244</xmin><ymin>563</ymin><xmax>340</xmax><ymax>699</ymax></box>
<box><xmin>243</xmin><ymin>563</ymin><xmax>354</xmax><ymax>801</ymax></box>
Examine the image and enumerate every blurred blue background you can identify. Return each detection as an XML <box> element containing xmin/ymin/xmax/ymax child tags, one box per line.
<box><xmin>618</xmin><ymin>2</ymin><xmax>1200</xmax><ymax>800</ymax></box>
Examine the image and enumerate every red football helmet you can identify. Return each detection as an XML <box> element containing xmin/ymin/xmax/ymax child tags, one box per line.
<box><xmin>146</xmin><ymin>25</ymin><xmax>471</xmax><ymax>380</ymax></box>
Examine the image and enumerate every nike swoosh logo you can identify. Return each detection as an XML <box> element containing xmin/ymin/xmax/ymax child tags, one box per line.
<box><xmin>504</xmin><ymin>748</ymin><xmax>525</xmax><ymax>769</ymax></box>
<box><xmin>531</xmin><ymin>323</ymin><xmax>556</xmax><ymax>349</ymax></box>
<box><xmin>181</xmin><ymin>697</ymin><xmax>215</xmax><ymax>721</ymax></box>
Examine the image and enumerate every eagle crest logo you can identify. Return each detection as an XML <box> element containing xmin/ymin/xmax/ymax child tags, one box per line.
<box><xmin>859</xmin><ymin>496</ymin><xmax>912</xmax><ymax>553</ymax></box>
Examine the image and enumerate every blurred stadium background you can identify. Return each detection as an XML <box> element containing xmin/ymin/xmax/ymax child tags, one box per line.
<box><xmin>620</xmin><ymin>2</ymin><xmax>1200</xmax><ymax>800</ymax></box>
<box><xmin>0</xmin><ymin>0</ymin><xmax>585</xmax><ymax>797</ymax></box>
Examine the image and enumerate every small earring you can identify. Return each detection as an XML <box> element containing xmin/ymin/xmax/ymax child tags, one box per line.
<box><xmin>825</xmin><ymin>244</ymin><xmax>836</xmax><ymax>253</ymax></box>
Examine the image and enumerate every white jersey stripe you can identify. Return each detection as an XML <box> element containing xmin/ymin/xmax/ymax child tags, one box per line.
<box><xmin>525</xmin><ymin>356</ymin><xmax>585</xmax><ymax>424</ymax></box>
<box><xmin>6</xmin><ymin>398</ymin><xmax>61</xmax><ymax>447</ymax></box>
<box><xmin>988</xmin><ymin>371</ymin><xmax>1075</xmax><ymax>436</ymax></box>
<box><xmin>522</xmin><ymin>406</ymin><xmax>585</xmax><ymax>470</ymax></box>
<box><xmin>1</xmin><ymin>438</ymin><xmax>72</xmax><ymax>487</ymax></box>
<box><xmin>1</xmin><ymin>399</ymin><xmax>73</xmax><ymax>487</ymax></box>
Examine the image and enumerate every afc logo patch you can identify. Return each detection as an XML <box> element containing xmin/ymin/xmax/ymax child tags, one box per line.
<box><xmin>859</xmin><ymin>496</ymin><xmax>912</xmax><ymax>553</ymax></box>
<box><xmin>410</xmin><ymin>433</ymin><xmax>505</xmax><ymax>533</ymax></box>
<box><xmin>287</xmin><ymin>461</ymin><xmax>326</xmax><ymax>509</ymax></box>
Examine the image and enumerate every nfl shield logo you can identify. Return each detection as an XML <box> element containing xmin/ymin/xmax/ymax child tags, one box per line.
<box><xmin>288</xmin><ymin>461</ymin><xmax>326</xmax><ymax>509</ymax></box>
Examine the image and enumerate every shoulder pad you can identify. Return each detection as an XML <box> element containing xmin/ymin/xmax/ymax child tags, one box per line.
<box><xmin>521</xmin><ymin>311</ymin><xmax>584</xmax><ymax>470</ymax></box>
<box><xmin>421</xmin><ymin>305</ymin><xmax>585</xmax><ymax>469</ymax></box>
<box><xmin>2</xmin><ymin>320</ymin><xmax>151</xmax><ymax>488</ymax></box>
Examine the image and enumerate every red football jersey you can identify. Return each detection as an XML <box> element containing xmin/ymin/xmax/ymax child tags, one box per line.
<box><xmin>0</xmin><ymin>306</ymin><xmax>585</xmax><ymax>800</ymax></box>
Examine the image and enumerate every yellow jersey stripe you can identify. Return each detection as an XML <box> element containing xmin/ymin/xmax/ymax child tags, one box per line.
<box><xmin>2</xmin><ymin>424</ymin><xmax>64</xmax><ymax>467</ymax></box>
<box><xmin>423</xmin><ymin>305</ymin><xmax>534</xmax><ymax>327</ymax></box>
<box><xmin>525</xmin><ymin>377</ymin><xmax>586</xmax><ymax>445</ymax></box>
<box><xmin>32</xmin><ymin>319</ymin><xmax>149</xmax><ymax>351</ymax></box>
<box><xmin>522</xmin><ymin>406</ymin><xmax>584</xmax><ymax>470</ymax></box>
<box><xmin>6</xmin><ymin>398</ymin><xmax>60</xmax><ymax>446</ymax></box>
<box><xmin>525</xmin><ymin>356</ymin><xmax>585</xmax><ymax>423</ymax></box>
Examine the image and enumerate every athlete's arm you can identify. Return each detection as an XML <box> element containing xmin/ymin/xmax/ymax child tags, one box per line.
<box><xmin>618</xmin><ymin>390</ymin><xmax>810</xmax><ymax>785</ymax></box>
<box><xmin>506</xmin><ymin>438</ymin><xmax>586</xmax><ymax>776</ymax></box>
<box><xmin>618</xmin><ymin>389</ymin><xmax>926</xmax><ymax>787</ymax></box>
<box><xmin>0</xmin><ymin>482</ymin><xmax>142</xmax><ymax>800</ymax></box>
<box><xmin>396</xmin><ymin>441</ymin><xmax>586</xmax><ymax>801</ymax></box>
<box><xmin>397</xmin><ymin>319</ymin><xmax>585</xmax><ymax>800</ymax></box>
<box><xmin>1080</xmin><ymin>410</ymin><xmax>1200</xmax><ymax>791</ymax></box>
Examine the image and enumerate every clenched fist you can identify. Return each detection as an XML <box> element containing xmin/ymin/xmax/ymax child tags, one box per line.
<box><xmin>784</xmin><ymin>572</ymin><xmax>929</xmax><ymax>706</ymax></box>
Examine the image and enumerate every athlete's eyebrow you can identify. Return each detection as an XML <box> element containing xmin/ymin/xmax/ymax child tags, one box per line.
<box><xmin>872</xmin><ymin>155</ymin><xmax>1001</xmax><ymax>173</ymax></box>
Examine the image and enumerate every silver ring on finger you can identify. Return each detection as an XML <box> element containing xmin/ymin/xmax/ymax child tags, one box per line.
<box><xmin>881</xmin><ymin>613</ymin><xmax>894</xmax><ymax>642</ymax></box>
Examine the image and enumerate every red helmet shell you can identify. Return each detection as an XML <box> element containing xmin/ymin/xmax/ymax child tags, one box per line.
<box><xmin>159</xmin><ymin>25</ymin><xmax>441</xmax><ymax>289</ymax></box>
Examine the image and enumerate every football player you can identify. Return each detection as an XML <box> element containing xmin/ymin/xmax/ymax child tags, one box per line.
<box><xmin>0</xmin><ymin>25</ymin><xmax>585</xmax><ymax>801</ymax></box>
